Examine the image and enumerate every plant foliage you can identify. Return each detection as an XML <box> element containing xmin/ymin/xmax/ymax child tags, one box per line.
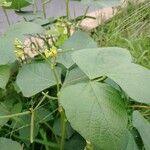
<box><xmin>0</xmin><ymin>0</ymin><xmax>149</xmax><ymax>150</ymax></box>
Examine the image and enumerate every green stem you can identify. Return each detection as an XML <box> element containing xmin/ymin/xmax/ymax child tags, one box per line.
<box><xmin>60</xmin><ymin>107</ymin><xmax>66</xmax><ymax>150</ymax></box>
<box><xmin>30</xmin><ymin>108</ymin><xmax>35</xmax><ymax>143</ymax></box>
<box><xmin>42</xmin><ymin>0</ymin><xmax>46</xmax><ymax>18</ymax></box>
<box><xmin>94</xmin><ymin>76</ymin><xmax>107</xmax><ymax>82</ymax></box>
<box><xmin>34</xmin><ymin>92</ymin><xmax>48</xmax><ymax>111</ymax></box>
<box><xmin>7</xmin><ymin>124</ymin><xmax>30</xmax><ymax>136</ymax></box>
<box><xmin>42</xmin><ymin>92</ymin><xmax>58</xmax><ymax>100</ymax></box>
<box><xmin>86</xmin><ymin>141</ymin><xmax>94</xmax><ymax>150</ymax></box>
<box><xmin>2</xmin><ymin>7</ymin><xmax>10</xmax><ymax>25</ymax></box>
<box><xmin>50</xmin><ymin>59</ymin><xmax>66</xmax><ymax>150</ymax></box>
<box><xmin>33</xmin><ymin>0</ymin><xmax>37</xmax><ymax>14</ymax></box>
<box><xmin>14</xmin><ymin>134</ymin><xmax>60</xmax><ymax>148</ymax></box>
<box><xmin>51</xmin><ymin>64</ymin><xmax>60</xmax><ymax>93</ymax></box>
<box><xmin>130</xmin><ymin>105</ymin><xmax>150</xmax><ymax>109</ymax></box>
<box><xmin>78</xmin><ymin>6</ymin><xmax>89</xmax><ymax>26</ymax></box>
<box><xmin>44</xmin><ymin>122</ymin><xmax>59</xmax><ymax>142</ymax></box>
<box><xmin>0</xmin><ymin>111</ymin><xmax>30</xmax><ymax>119</ymax></box>
<box><xmin>65</xmin><ymin>0</ymin><xmax>70</xmax><ymax>19</ymax></box>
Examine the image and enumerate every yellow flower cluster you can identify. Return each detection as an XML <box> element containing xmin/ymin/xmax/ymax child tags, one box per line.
<box><xmin>44</xmin><ymin>46</ymin><xmax>58</xmax><ymax>58</ymax></box>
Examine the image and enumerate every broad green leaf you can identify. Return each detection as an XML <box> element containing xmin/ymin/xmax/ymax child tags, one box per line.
<box><xmin>0</xmin><ymin>36</ymin><xmax>16</xmax><ymax>65</ymax></box>
<box><xmin>72</xmin><ymin>47</ymin><xmax>150</xmax><ymax>104</ymax></box>
<box><xmin>121</xmin><ymin>131</ymin><xmax>139</xmax><ymax>150</ymax></box>
<box><xmin>0</xmin><ymin>22</ymin><xmax>45</xmax><ymax>65</ymax></box>
<box><xmin>72</xmin><ymin>47</ymin><xmax>132</xmax><ymax>79</ymax></box>
<box><xmin>60</xmin><ymin>81</ymin><xmax>128</xmax><ymax>150</ymax></box>
<box><xmin>108</xmin><ymin>63</ymin><xmax>150</xmax><ymax>104</ymax></box>
<box><xmin>133</xmin><ymin>111</ymin><xmax>150</xmax><ymax>150</ymax></box>
<box><xmin>61</xmin><ymin>31</ymin><xmax>97</xmax><ymax>51</ymax></box>
<box><xmin>24</xmin><ymin>0</ymin><xmax>33</xmax><ymax>3</ymax></box>
<box><xmin>19</xmin><ymin>124</ymin><xmax>39</xmax><ymax>142</ymax></box>
<box><xmin>65</xmin><ymin>133</ymin><xmax>86</xmax><ymax>150</ymax></box>
<box><xmin>12</xmin><ymin>107</ymin><xmax>50</xmax><ymax>141</ymax></box>
<box><xmin>104</xmin><ymin>78</ymin><xmax>120</xmax><ymax>91</ymax></box>
<box><xmin>0</xmin><ymin>138</ymin><xmax>22</xmax><ymax>150</ymax></box>
<box><xmin>57</xmin><ymin>31</ymin><xmax>97</xmax><ymax>68</ymax></box>
<box><xmin>35</xmin><ymin>107</ymin><xmax>53</xmax><ymax>123</ymax></box>
<box><xmin>11</xmin><ymin>103</ymin><xmax>22</xmax><ymax>114</ymax></box>
<box><xmin>5</xmin><ymin>21</ymin><xmax>45</xmax><ymax>39</ymax></box>
<box><xmin>18</xmin><ymin>115</ymin><xmax>39</xmax><ymax>141</ymax></box>
<box><xmin>0</xmin><ymin>65</ymin><xmax>10</xmax><ymax>89</ymax></box>
<box><xmin>7</xmin><ymin>0</ymin><xmax>31</xmax><ymax>9</ymax></box>
<box><xmin>63</xmin><ymin>67</ymin><xmax>88</xmax><ymax>87</ymax></box>
<box><xmin>53</xmin><ymin>118</ymin><xmax>75</xmax><ymax>139</ymax></box>
<box><xmin>16</xmin><ymin>62</ymin><xmax>60</xmax><ymax>97</ymax></box>
<box><xmin>81</xmin><ymin>0</ymin><xmax>121</xmax><ymax>8</ymax></box>
<box><xmin>0</xmin><ymin>87</ymin><xmax>21</xmax><ymax>127</ymax></box>
<box><xmin>0</xmin><ymin>103</ymin><xmax>9</xmax><ymax>127</ymax></box>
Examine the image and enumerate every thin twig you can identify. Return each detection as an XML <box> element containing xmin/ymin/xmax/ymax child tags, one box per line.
<box><xmin>2</xmin><ymin>7</ymin><xmax>10</xmax><ymax>25</ymax></box>
<box><xmin>0</xmin><ymin>111</ymin><xmax>30</xmax><ymax>119</ymax></box>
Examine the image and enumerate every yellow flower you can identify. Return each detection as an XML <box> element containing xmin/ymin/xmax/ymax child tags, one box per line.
<box><xmin>14</xmin><ymin>38</ymin><xmax>23</xmax><ymax>49</ymax></box>
<box><xmin>44</xmin><ymin>46</ymin><xmax>58</xmax><ymax>58</ymax></box>
<box><xmin>14</xmin><ymin>38</ymin><xmax>24</xmax><ymax>58</ymax></box>
<box><xmin>44</xmin><ymin>49</ymin><xmax>51</xmax><ymax>58</ymax></box>
<box><xmin>15</xmin><ymin>49</ymin><xmax>24</xmax><ymax>58</ymax></box>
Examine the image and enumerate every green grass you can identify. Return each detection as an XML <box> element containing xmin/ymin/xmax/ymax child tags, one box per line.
<box><xmin>92</xmin><ymin>0</ymin><xmax>150</xmax><ymax>68</ymax></box>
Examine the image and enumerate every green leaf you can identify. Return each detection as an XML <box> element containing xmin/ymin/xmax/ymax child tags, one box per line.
<box><xmin>121</xmin><ymin>131</ymin><xmax>139</xmax><ymax>150</ymax></box>
<box><xmin>0</xmin><ymin>103</ymin><xmax>9</xmax><ymax>127</ymax></box>
<box><xmin>13</xmin><ymin>107</ymin><xmax>50</xmax><ymax>141</ymax></box>
<box><xmin>53</xmin><ymin>118</ymin><xmax>75</xmax><ymax>139</ymax></box>
<box><xmin>0</xmin><ymin>87</ymin><xmax>21</xmax><ymax>127</ymax></box>
<box><xmin>72</xmin><ymin>47</ymin><xmax>150</xmax><ymax>104</ymax></box>
<box><xmin>0</xmin><ymin>36</ymin><xmax>16</xmax><ymax>65</ymax></box>
<box><xmin>133</xmin><ymin>111</ymin><xmax>150</xmax><ymax>150</ymax></box>
<box><xmin>0</xmin><ymin>138</ymin><xmax>22</xmax><ymax>150</ymax></box>
<box><xmin>0</xmin><ymin>65</ymin><xmax>10</xmax><ymax>89</ymax></box>
<box><xmin>63</xmin><ymin>67</ymin><xmax>88</xmax><ymax>87</ymax></box>
<box><xmin>5</xmin><ymin>21</ymin><xmax>45</xmax><ymax>39</ymax></box>
<box><xmin>57</xmin><ymin>31</ymin><xmax>97</xmax><ymax>68</ymax></box>
<box><xmin>7</xmin><ymin>0</ymin><xmax>31</xmax><ymax>10</ymax></box>
<box><xmin>16</xmin><ymin>61</ymin><xmax>60</xmax><ymax>97</ymax></box>
<box><xmin>64</xmin><ymin>133</ymin><xmax>86</xmax><ymax>150</ymax></box>
<box><xmin>0</xmin><ymin>22</ymin><xmax>45</xmax><ymax>65</ymax></box>
<box><xmin>72</xmin><ymin>47</ymin><xmax>132</xmax><ymax>79</ymax></box>
<box><xmin>61</xmin><ymin>31</ymin><xmax>97</xmax><ymax>51</ymax></box>
<box><xmin>107</xmin><ymin>63</ymin><xmax>150</xmax><ymax>104</ymax></box>
<box><xmin>60</xmin><ymin>81</ymin><xmax>128</xmax><ymax>150</ymax></box>
<box><xmin>81</xmin><ymin>0</ymin><xmax>121</xmax><ymax>8</ymax></box>
<box><xmin>24</xmin><ymin>0</ymin><xmax>33</xmax><ymax>3</ymax></box>
<box><xmin>104</xmin><ymin>78</ymin><xmax>120</xmax><ymax>91</ymax></box>
<box><xmin>11</xmin><ymin>103</ymin><xmax>22</xmax><ymax>114</ymax></box>
<box><xmin>35</xmin><ymin>107</ymin><xmax>53</xmax><ymax>123</ymax></box>
<box><xmin>16</xmin><ymin>114</ymin><xmax>39</xmax><ymax>141</ymax></box>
